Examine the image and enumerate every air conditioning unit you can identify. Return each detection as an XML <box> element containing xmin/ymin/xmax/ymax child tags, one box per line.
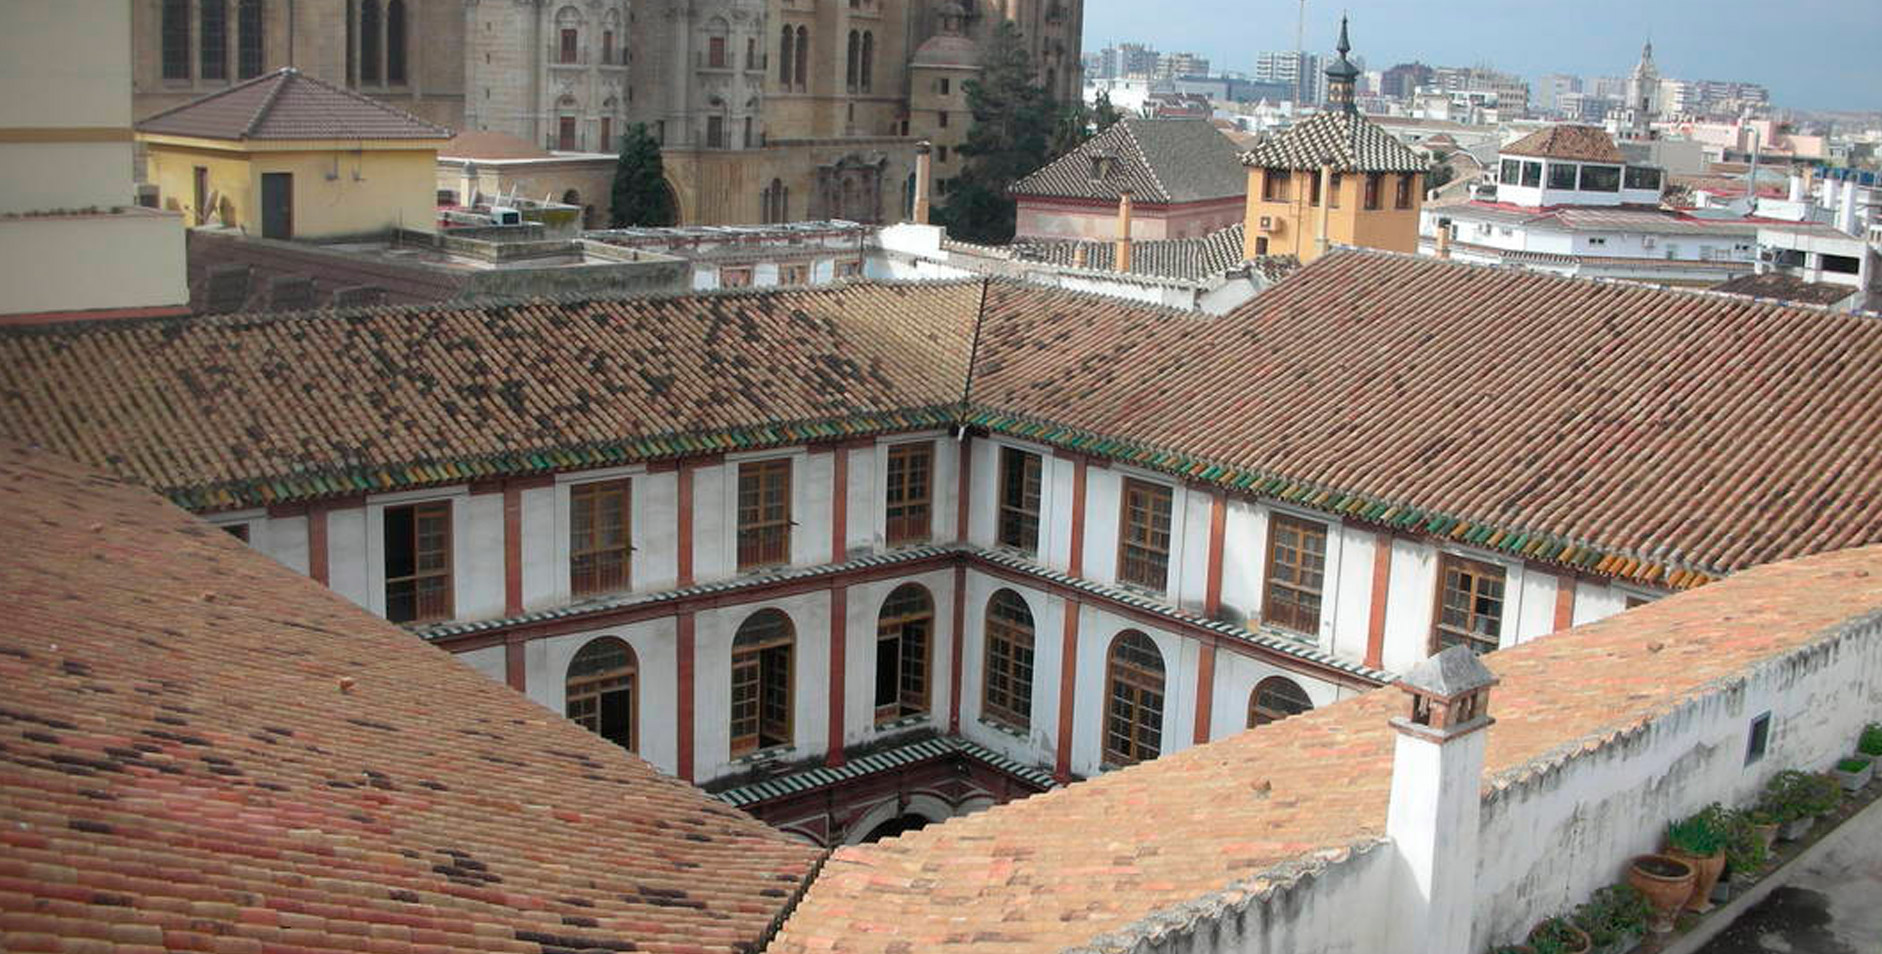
<box><xmin>1757</xmin><ymin>248</ymin><xmax>1776</xmax><ymax>262</ymax></box>
<box><xmin>487</xmin><ymin>206</ymin><xmax>523</xmax><ymax>226</ymax></box>
<box><xmin>1258</xmin><ymin>215</ymin><xmax>1277</xmax><ymax>232</ymax></box>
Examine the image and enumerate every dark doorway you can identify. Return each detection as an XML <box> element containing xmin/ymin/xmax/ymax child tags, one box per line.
<box><xmin>260</xmin><ymin>172</ymin><xmax>293</xmax><ymax>239</ymax></box>
<box><xmin>860</xmin><ymin>813</ymin><xmax>932</xmax><ymax>844</ymax></box>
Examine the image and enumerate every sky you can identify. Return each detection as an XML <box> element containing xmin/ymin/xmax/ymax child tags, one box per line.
<box><xmin>1080</xmin><ymin>0</ymin><xmax>1882</xmax><ymax>113</ymax></box>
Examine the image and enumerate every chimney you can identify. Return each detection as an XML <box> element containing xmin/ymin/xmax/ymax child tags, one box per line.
<box><xmin>1788</xmin><ymin>171</ymin><xmax>1805</xmax><ymax>203</ymax></box>
<box><xmin>913</xmin><ymin>141</ymin><xmax>933</xmax><ymax>225</ymax></box>
<box><xmin>1434</xmin><ymin>217</ymin><xmax>1453</xmax><ymax>260</ymax></box>
<box><xmin>1115</xmin><ymin>189</ymin><xmax>1134</xmax><ymax>272</ymax></box>
<box><xmin>1385</xmin><ymin>647</ymin><xmax>1498</xmax><ymax>954</ymax></box>
<box><xmin>1839</xmin><ymin>175</ymin><xmax>1859</xmax><ymax>235</ymax></box>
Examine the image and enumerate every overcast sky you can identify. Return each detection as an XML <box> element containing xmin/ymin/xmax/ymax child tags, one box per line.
<box><xmin>1081</xmin><ymin>0</ymin><xmax>1881</xmax><ymax>113</ymax></box>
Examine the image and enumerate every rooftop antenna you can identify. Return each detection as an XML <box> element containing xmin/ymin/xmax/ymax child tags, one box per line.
<box><xmin>1294</xmin><ymin>0</ymin><xmax>1306</xmax><ymax>107</ymax></box>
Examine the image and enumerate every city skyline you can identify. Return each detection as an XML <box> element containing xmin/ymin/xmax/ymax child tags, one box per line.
<box><xmin>1083</xmin><ymin>0</ymin><xmax>1881</xmax><ymax>113</ymax></box>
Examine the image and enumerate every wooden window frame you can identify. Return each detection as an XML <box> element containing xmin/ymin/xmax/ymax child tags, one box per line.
<box><xmin>1116</xmin><ymin>478</ymin><xmax>1173</xmax><ymax>593</ymax></box>
<box><xmin>1363</xmin><ymin>172</ymin><xmax>1382</xmax><ymax>210</ymax></box>
<box><xmin>570</xmin><ymin>478</ymin><xmax>632</xmax><ymax>598</ymax></box>
<box><xmin>566</xmin><ymin>637</ymin><xmax>637</xmax><ymax>752</ymax></box>
<box><xmin>1394</xmin><ymin>172</ymin><xmax>1413</xmax><ymax>209</ymax></box>
<box><xmin>874</xmin><ymin>585</ymin><xmax>933</xmax><ymax>724</ymax></box>
<box><xmin>1247</xmin><ymin>675</ymin><xmax>1313</xmax><ymax>728</ymax></box>
<box><xmin>559</xmin><ymin>27</ymin><xmax>579</xmax><ymax>64</ymax></box>
<box><xmin>736</xmin><ymin>458</ymin><xmax>792</xmax><ymax>570</ymax></box>
<box><xmin>981</xmin><ymin>590</ymin><xmax>1035</xmax><ymax>731</ymax></box>
<box><xmin>884</xmin><ymin>441</ymin><xmax>934</xmax><ymax>546</ymax></box>
<box><xmin>1431</xmin><ymin>553</ymin><xmax>1506</xmax><ymax>656</ymax></box>
<box><xmin>1261</xmin><ymin>513</ymin><xmax>1327</xmax><ymax>634</ymax></box>
<box><xmin>557</xmin><ymin>115</ymin><xmax>577</xmax><ymax>151</ymax></box>
<box><xmin>1102</xmin><ymin>631</ymin><xmax>1165</xmax><ymax>767</ymax></box>
<box><xmin>730</xmin><ymin>611</ymin><xmax>794</xmax><ymax>756</ymax></box>
<box><xmin>1262</xmin><ymin>169</ymin><xmax>1290</xmax><ymax>202</ymax></box>
<box><xmin>996</xmin><ymin>446</ymin><xmax>1042</xmax><ymax>555</ymax></box>
<box><xmin>1328</xmin><ymin>172</ymin><xmax>1343</xmax><ymax>208</ymax></box>
<box><xmin>383</xmin><ymin>500</ymin><xmax>452</xmax><ymax>624</ymax></box>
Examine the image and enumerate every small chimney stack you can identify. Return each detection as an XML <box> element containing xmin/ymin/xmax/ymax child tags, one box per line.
<box><xmin>1434</xmin><ymin>217</ymin><xmax>1453</xmax><ymax>260</ymax></box>
<box><xmin>913</xmin><ymin>141</ymin><xmax>933</xmax><ymax>225</ymax></box>
<box><xmin>1115</xmin><ymin>189</ymin><xmax>1134</xmax><ymax>272</ymax></box>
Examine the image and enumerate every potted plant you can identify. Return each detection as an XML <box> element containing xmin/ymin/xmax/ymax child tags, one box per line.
<box><xmin>1859</xmin><ymin>722</ymin><xmax>1882</xmax><ymax>759</ymax></box>
<box><xmin>1572</xmin><ymin>884</ymin><xmax>1652</xmax><ymax>954</ymax></box>
<box><xmin>1761</xmin><ymin>769</ymin><xmax>1833</xmax><ymax>841</ymax></box>
<box><xmin>1626</xmin><ymin>854</ymin><xmax>1695</xmax><ymax>934</ymax></box>
<box><xmin>1832</xmin><ymin>755</ymin><xmax>1874</xmax><ymax>792</ymax></box>
<box><xmin>1528</xmin><ymin>915</ymin><xmax>1592</xmax><ymax>954</ymax></box>
<box><xmin>1743</xmin><ymin>808</ymin><xmax>1780</xmax><ymax>853</ymax></box>
<box><xmin>1715</xmin><ymin>806</ymin><xmax>1770</xmax><ymax>898</ymax></box>
<box><xmin>1665</xmin><ymin>807</ymin><xmax>1727</xmax><ymax>912</ymax></box>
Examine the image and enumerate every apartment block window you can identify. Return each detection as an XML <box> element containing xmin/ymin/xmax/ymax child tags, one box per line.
<box><xmin>1579</xmin><ymin>164</ymin><xmax>1621</xmax><ymax>192</ymax></box>
<box><xmin>162</xmin><ymin>0</ymin><xmax>191</xmax><ymax>79</ymax></box>
<box><xmin>982</xmin><ymin>590</ymin><xmax>1035</xmax><ymax>730</ymax></box>
<box><xmin>884</xmin><ymin>442</ymin><xmax>933</xmax><ymax>545</ymax></box>
<box><xmin>939</xmin><ymin>77</ymin><xmax>950</xmax><ymax>95</ymax></box>
<box><xmin>737</xmin><ymin>458</ymin><xmax>791</xmax><ymax>569</ymax></box>
<box><xmin>1103</xmin><ymin>631</ymin><xmax>1165</xmax><ymax>766</ymax></box>
<box><xmin>1394</xmin><ymin>173</ymin><xmax>1413</xmax><ymax>209</ymax></box>
<box><xmin>1521</xmin><ymin>161</ymin><xmax>1542</xmax><ymax>188</ymax></box>
<box><xmin>721</xmin><ymin>266</ymin><xmax>753</xmax><ymax>287</ymax></box>
<box><xmin>1363</xmin><ymin>172</ymin><xmax>1382</xmax><ymax>210</ymax></box>
<box><xmin>874</xmin><ymin>584</ymin><xmax>933</xmax><ymax>723</ymax></box>
<box><xmin>996</xmin><ymin>447</ymin><xmax>1042</xmax><ymax>554</ymax></box>
<box><xmin>730</xmin><ymin>610</ymin><xmax>794</xmax><ymax>755</ymax></box>
<box><xmin>1433</xmin><ymin>554</ymin><xmax>1505</xmax><ymax>655</ymax></box>
<box><xmin>1262</xmin><ymin>169</ymin><xmax>1290</xmax><ymax>202</ymax></box>
<box><xmin>566</xmin><ymin>637</ymin><xmax>636</xmax><ymax>751</ymax></box>
<box><xmin>1262</xmin><ymin>514</ymin><xmax>1326</xmax><ymax>634</ymax></box>
<box><xmin>834</xmin><ymin>260</ymin><xmax>862</xmax><ymax>278</ymax></box>
<box><xmin>1624</xmin><ymin>166</ymin><xmax>1663</xmax><ymax>191</ymax></box>
<box><xmin>1548</xmin><ymin>162</ymin><xmax>1578</xmax><ymax>190</ymax></box>
<box><xmin>570</xmin><ymin>479</ymin><xmax>631</xmax><ymax>597</ymax></box>
<box><xmin>384</xmin><ymin>501</ymin><xmax>451</xmax><ymax>624</ymax></box>
<box><xmin>200</xmin><ymin>0</ymin><xmax>229</xmax><ymax>80</ymax></box>
<box><xmin>779</xmin><ymin>263</ymin><xmax>808</xmax><ymax>285</ymax></box>
<box><xmin>1117</xmin><ymin>478</ymin><xmax>1173</xmax><ymax>592</ymax></box>
<box><xmin>1247</xmin><ymin>676</ymin><xmax>1313</xmax><ymax>727</ymax></box>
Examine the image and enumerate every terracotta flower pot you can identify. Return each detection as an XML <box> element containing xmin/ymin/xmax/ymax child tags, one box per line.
<box><xmin>1666</xmin><ymin>847</ymin><xmax>1725</xmax><ymax>912</ymax></box>
<box><xmin>1526</xmin><ymin>922</ymin><xmax>1592</xmax><ymax>954</ymax></box>
<box><xmin>1751</xmin><ymin>820</ymin><xmax>1779</xmax><ymax>851</ymax></box>
<box><xmin>1627</xmin><ymin>853</ymin><xmax>1695</xmax><ymax>934</ymax></box>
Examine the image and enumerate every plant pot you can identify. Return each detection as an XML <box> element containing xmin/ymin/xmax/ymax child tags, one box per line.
<box><xmin>1666</xmin><ymin>846</ymin><xmax>1725</xmax><ymax>913</ymax></box>
<box><xmin>1594</xmin><ymin>936</ymin><xmax>1641</xmax><ymax>954</ymax></box>
<box><xmin>1832</xmin><ymin>759</ymin><xmax>1874</xmax><ymax>792</ymax></box>
<box><xmin>1779</xmin><ymin>816</ymin><xmax>1816</xmax><ymax>841</ymax></box>
<box><xmin>1751</xmin><ymin>820</ymin><xmax>1779</xmax><ymax>851</ymax></box>
<box><xmin>1528</xmin><ymin>921</ymin><xmax>1593</xmax><ymax>954</ymax></box>
<box><xmin>1627</xmin><ymin>854</ymin><xmax>1696</xmax><ymax>934</ymax></box>
<box><xmin>1710</xmin><ymin>876</ymin><xmax>1733</xmax><ymax>904</ymax></box>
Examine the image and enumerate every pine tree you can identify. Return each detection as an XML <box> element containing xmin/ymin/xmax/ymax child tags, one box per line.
<box><xmin>937</xmin><ymin>20</ymin><xmax>1053</xmax><ymax>243</ymax></box>
<box><xmin>609</xmin><ymin>123</ymin><xmax>677</xmax><ymax>227</ymax></box>
<box><xmin>1091</xmin><ymin>89</ymin><xmax>1123</xmax><ymax>131</ymax></box>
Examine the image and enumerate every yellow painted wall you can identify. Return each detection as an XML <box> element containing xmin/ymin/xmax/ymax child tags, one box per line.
<box><xmin>0</xmin><ymin>209</ymin><xmax>187</xmax><ymax>316</ymax></box>
<box><xmin>143</xmin><ymin>137</ymin><xmax>441</xmax><ymax>238</ymax></box>
<box><xmin>1242</xmin><ymin>168</ymin><xmax>1423</xmax><ymax>262</ymax></box>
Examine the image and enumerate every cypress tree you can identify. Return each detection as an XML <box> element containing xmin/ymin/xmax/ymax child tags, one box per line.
<box><xmin>937</xmin><ymin>20</ymin><xmax>1053</xmax><ymax>243</ymax></box>
<box><xmin>609</xmin><ymin>123</ymin><xmax>677</xmax><ymax>227</ymax></box>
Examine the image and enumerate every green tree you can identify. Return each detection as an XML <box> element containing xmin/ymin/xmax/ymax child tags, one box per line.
<box><xmin>609</xmin><ymin>123</ymin><xmax>676</xmax><ymax>227</ymax></box>
<box><xmin>936</xmin><ymin>20</ymin><xmax>1053</xmax><ymax>243</ymax></box>
<box><xmin>1091</xmin><ymin>89</ymin><xmax>1123</xmax><ymax>131</ymax></box>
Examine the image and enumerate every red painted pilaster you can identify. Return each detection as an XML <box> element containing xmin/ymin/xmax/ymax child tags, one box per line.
<box><xmin>676</xmin><ymin>612</ymin><xmax>696</xmax><ymax>782</ymax></box>
<box><xmin>830</xmin><ymin>446</ymin><xmax>849</xmax><ymax>562</ymax></box>
<box><xmin>503</xmin><ymin>483</ymin><xmax>524</xmax><ymax>616</ymax></box>
<box><xmin>955</xmin><ymin>435</ymin><xmax>973</xmax><ymax>542</ymax></box>
<box><xmin>307</xmin><ymin>503</ymin><xmax>330</xmax><ymax>586</ymax></box>
<box><xmin>1067</xmin><ymin>456</ymin><xmax>1089</xmax><ymax>578</ymax></box>
<box><xmin>1054</xmin><ymin>598</ymin><xmax>1081</xmax><ymax>782</ymax></box>
<box><xmin>1364</xmin><ymin>530</ymin><xmax>1393</xmax><ymax>671</ymax></box>
<box><xmin>826</xmin><ymin>584</ymin><xmax>848</xmax><ymax>767</ymax></box>
<box><xmin>1552</xmin><ymin>572</ymin><xmax>1577</xmax><ymax>632</ymax></box>
<box><xmin>1204</xmin><ymin>491</ymin><xmax>1227</xmax><ymax>617</ymax></box>
<box><xmin>1192</xmin><ymin>640</ymin><xmax>1217</xmax><ymax>746</ymax></box>
<box><xmin>504</xmin><ymin>636</ymin><xmax>527</xmax><ymax>693</ymax></box>
<box><xmin>676</xmin><ymin>464</ymin><xmax>695</xmax><ymax>588</ymax></box>
<box><xmin>949</xmin><ymin>563</ymin><xmax>966</xmax><ymax>733</ymax></box>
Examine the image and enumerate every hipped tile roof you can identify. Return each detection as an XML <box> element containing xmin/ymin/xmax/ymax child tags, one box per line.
<box><xmin>0</xmin><ymin>442</ymin><xmax>821</xmax><ymax>952</ymax></box>
<box><xmin>3</xmin><ymin>253</ymin><xmax>1880</xmax><ymax>584</ymax></box>
<box><xmin>1710</xmin><ymin>271</ymin><xmax>1860</xmax><ymax>307</ymax></box>
<box><xmin>1010</xmin><ymin>118</ymin><xmax>1248</xmax><ymax>205</ymax></box>
<box><xmin>1240</xmin><ymin>110</ymin><xmax>1429</xmax><ymax>173</ymax></box>
<box><xmin>1501</xmin><ymin>124</ymin><xmax>1627</xmax><ymax>164</ymax></box>
<box><xmin>770</xmin><ymin>543</ymin><xmax>1882</xmax><ymax>953</ymax></box>
<box><xmin>1010</xmin><ymin>224</ymin><xmax>1287</xmax><ymax>283</ymax></box>
<box><xmin>136</xmin><ymin>67</ymin><xmax>452</xmax><ymax>141</ymax></box>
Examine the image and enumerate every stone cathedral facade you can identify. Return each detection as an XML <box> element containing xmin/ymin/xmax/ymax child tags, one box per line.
<box><xmin>130</xmin><ymin>0</ymin><xmax>1082</xmax><ymax>225</ymax></box>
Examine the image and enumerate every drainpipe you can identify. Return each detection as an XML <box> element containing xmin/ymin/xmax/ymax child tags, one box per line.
<box><xmin>1114</xmin><ymin>189</ymin><xmax>1134</xmax><ymax>272</ymax></box>
<box><xmin>1316</xmin><ymin>165</ymin><xmax>1334</xmax><ymax>258</ymax></box>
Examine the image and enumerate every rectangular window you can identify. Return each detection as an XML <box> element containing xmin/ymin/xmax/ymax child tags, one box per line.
<box><xmin>1117</xmin><ymin>478</ymin><xmax>1173</xmax><ymax>592</ymax></box>
<box><xmin>384</xmin><ymin>501</ymin><xmax>452</xmax><ymax>624</ymax></box>
<box><xmin>1548</xmin><ymin>162</ymin><xmax>1579</xmax><ymax>190</ymax></box>
<box><xmin>1262</xmin><ymin>514</ymin><xmax>1326</xmax><ymax>634</ymax></box>
<box><xmin>1522</xmin><ymin>161</ymin><xmax>1542</xmax><ymax>188</ymax></box>
<box><xmin>721</xmin><ymin>266</ymin><xmax>752</xmax><ymax>287</ymax></box>
<box><xmin>1624</xmin><ymin>166</ymin><xmax>1663</xmax><ymax>191</ymax></box>
<box><xmin>558</xmin><ymin>115</ymin><xmax>577</xmax><ymax>151</ymax></box>
<box><xmin>1744</xmin><ymin>711</ymin><xmax>1771</xmax><ymax>765</ymax></box>
<box><xmin>600</xmin><ymin>116</ymin><xmax>612</xmax><ymax>151</ymax></box>
<box><xmin>939</xmin><ymin>78</ymin><xmax>950</xmax><ymax>95</ymax></box>
<box><xmin>560</xmin><ymin>28</ymin><xmax>579</xmax><ymax>63</ymax></box>
<box><xmin>884</xmin><ymin>442</ymin><xmax>933</xmax><ymax>545</ymax></box>
<box><xmin>1263</xmin><ymin>169</ymin><xmax>1290</xmax><ymax>202</ymax></box>
<box><xmin>1328</xmin><ymin>172</ymin><xmax>1342</xmax><ymax>208</ymax></box>
<box><xmin>1309</xmin><ymin>170</ymin><xmax>1321</xmax><ymax>207</ymax></box>
<box><xmin>707</xmin><ymin>115</ymin><xmax>725</xmax><ymax>148</ymax></box>
<box><xmin>602</xmin><ymin>29</ymin><xmax>615</xmax><ymax>64</ymax></box>
<box><xmin>1363</xmin><ymin>172</ymin><xmax>1381</xmax><ymax>210</ymax></box>
<box><xmin>163</xmin><ymin>0</ymin><xmax>192</xmax><ymax>79</ymax></box>
<box><xmin>237</xmin><ymin>0</ymin><xmax>265</xmax><ymax>78</ymax></box>
<box><xmin>1578</xmin><ymin>164</ymin><xmax>1621</xmax><ymax>192</ymax></box>
<box><xmin>996</xmin><ymin>447</ymin><xmax>1042</xmax><ymax>554</ymax></box>
<box><xmin>937</xmin><ymin>145</ymin><xmax>948</xmax><ymax>163</ymax></box>
<box><xmin>1432</xmin><ymin>554</ymin><xmax>1505</xmax><ymax>655</ymax></box>
<box><xmin>1395</xmin><ymin>173</ymin><xmax>1413</xmax><ymax>209</ymax></box>
<box><xmin>708</xmin><ymin>35</ymin><xmax>726</xmax><ymax>68</ymax></box>
<box><xmin>201</xmin><ymin>0</ymin><xmax>228</xmax><ymax>80</ymax></box>
<box><xmin>737</xmin><ymin>459</ymin><xmax>792</xmax><ymax>570</ymax></box>
<box><xmin>779</xmin><ymin>263</ymin><xmax>808</xmax><ymax>285</ymax></box>
<box><xmin>938</xmin><ymin>110</ymin><xmax>948</xmax><ymax>128</ymax></box>
<box><xmin>1500</xmin><ymin>159</ymin><xmax>1520</xmax><ymax>185</ymax></box>
<box><xmin>834</xmin><ymin>260</ymin><xmax>862</xmax><ymax>278</ymax></box>
<box><xmin>570</xmin><ymin>479</ymin><xmax>631</xmax><ymax>597</ymax></box>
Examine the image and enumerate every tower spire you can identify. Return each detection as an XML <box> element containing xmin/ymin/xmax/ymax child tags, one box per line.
<box><xmin>1323</xmin><ymin>15</ymin><xmax>1360</xmax><ymax>115</ymax></box>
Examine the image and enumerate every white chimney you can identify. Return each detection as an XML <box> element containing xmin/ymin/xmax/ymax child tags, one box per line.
<box><xmin>1386</xmin><ymin>647</ymin><xmax>1498</xmax><ymax>954</ymax></box>
<box><xmin>1788</xmin><ymin>172</ymin><xmax>1805</xmax><ymax>203</ymax></box>
<box><xmin>1839</xmin><ymin>179</ymin><xmax>1859</xmax><ymax>235</ymax></box>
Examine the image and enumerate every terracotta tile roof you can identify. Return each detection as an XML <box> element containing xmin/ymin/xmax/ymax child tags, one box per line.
<box><xmin>1010</xmin><ymin>224</ymin><xmax>1277</xmax><ymax>282</ymax></box>
<box><xmin>1010</xmin><ymin>118</ymin><xmax>1247</xmax><ymax>205</ymax></box>
<box><xmin>1240</xmin><ymin>110</ymin><xmax>1429</xmax><ymax>173</ymax></box>
<box><xmin>1501</xmin><ymin>125</ymin><xmax>1626</xmax><ymax>163</ymax></box>
<box><xmin>965</xmin><ymin>252</ymin><xmax>1882</xmax><ymax>579</ymax></box>
<box><xmin>136</xmin><ymin>68</ymin><xmax>452</xmax><ymax>141</ymax></box>
<box><xmin>441</xmin><ymin>130</ymin><xmax>556</xmax><ymax>160</ymax></box>
<box><xmin>1710</xmin><ymin>271</ymin><xmax>1858</xmax><ymax>307</ymax></box>
<box><xmin>0</xmin><ymin>441</ymin><xmax>821</xmax><ymax>952</ymax></box>
<box><xmin>0</xmin><ymin>282</ymin><xmax>981</xmax><ymax>510</ymax></box>
<box><xmin>770</xmin><ymin>543</ymin><xmax>1882</xmax><ymax>953</ymax></box>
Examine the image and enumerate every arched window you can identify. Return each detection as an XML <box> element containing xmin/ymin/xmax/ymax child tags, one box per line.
<box><xmin>386</xmin><ymin>0</ymin><xmax>406</xmax><ymax>83</ymax></box>
<box><xmin>1248</xmin><ymin>676</ymin><xmax>1314</xmax><ymax>728</ymax></box>
<box><xmin>778</xmin><ymin>24</ymin><xmax>793</xmax><ymax>86</ymax></box>
<box><xmin>555</xmin><ymin>5</ymin><xmax>582</xmax><ymax>64</ymax></box>
<box><xmin>860</xmin><ymin>31</ymin><xmax>874</xmax><ymax>93</ymax></box>
<box><xmin>982</xmin><ymin>590</ymin><xmax>1035</xmax><ymax>730</ymax></box>
<box><xmin>566</xmin><ymin>637</ymin><xmax>637</xmax><ymax>751</ymax></box>
<box><xmin>706</xmin><ymin>16</ymin><xmax>729</xmax><ymax>68</ymax></box>
<box><xmin>731</xmin><ymin>609</ymin><xmax>794</xmax><ymax>756</ymax></box>
<box><xmin>200</xmin><ymin>0</ymin><xmax>228</xmax><ymax>80</ymax></box>
<box><xmin>359</xmin><ymin>0</ymin><xmax>381</xmax><ymax>83</ymax></box>
<box><xmin>237</xmin><ymin>0</ymin><xmax>265</xmax><ymax>78</ymax></box>
<box><xmin>162</xmin><ymin>0</ymin><xmax>191</xmax><ymax>79</ymax></box>
<box><xmin>793</xmin><ymin>27</ymin><xmax>808</xmax><ymax>90</ymax></box>
<box><xmin>344</xmin><ymin>0</ymin><xmax>357</xmax><ymax>84</ymax></box>
<box><xmin>845</xmin><ymin>30</ymin><xmax>859</xmax><ymax>91</ymax></box>
<box><xmin>1103</xmin><ymin>631</ymin><xmax>1165</xmax><ymax>766</ymax></box>
<box><xmin>875</xmin><ymin>584</ymin><xmax>933</xmax><ymax>724</ymax></box>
